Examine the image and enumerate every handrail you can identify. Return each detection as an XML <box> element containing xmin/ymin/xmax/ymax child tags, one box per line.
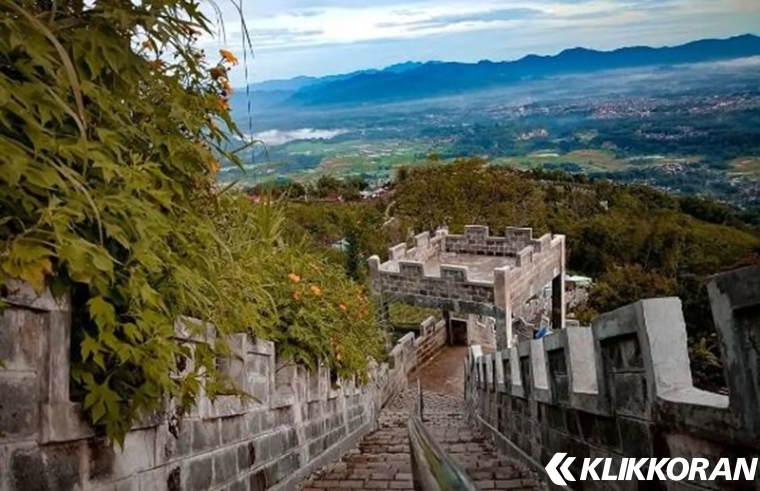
<box><xmin>408</xmin><ymin>381</ymin><xmax>480</xmax><ymax>490</ymax></box>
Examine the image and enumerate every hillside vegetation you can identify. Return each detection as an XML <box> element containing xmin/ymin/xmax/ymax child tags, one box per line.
<box><xmin>279</xmin><ymin>158</ymin><xmax>760</xmax><ymax>390</ymax></box>
<box><xmin>0</xmin><ymin>1</ymin><xmax>384</xmax><ymax>444</ymax></box>
<box><xmin>390</xmin><ymin>158</ymin><xmax>759</xmax><ymax>388</ymax></box>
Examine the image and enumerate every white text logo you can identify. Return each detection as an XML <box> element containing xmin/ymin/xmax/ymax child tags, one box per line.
<box><xmin>545</xmin><ymin>454</ymin><xmax>758</xmax><ymax>486</ymax></box>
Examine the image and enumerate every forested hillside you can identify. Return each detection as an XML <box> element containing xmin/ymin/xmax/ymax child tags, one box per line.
<box><xmin>280</xmin><ymin>157</ymin><xmax>759</xmax><ymax>390</ymax></box>
<box><xmin>394</xmin><ymin>158</ymin><xmax>759</xmax><ymax>388</ymax></box>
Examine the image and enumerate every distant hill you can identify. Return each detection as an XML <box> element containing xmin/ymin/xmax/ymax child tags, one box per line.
<box><xmin>246</xmin><ymin>34</ymin><xmax>760</xmax><ymax>107</ymax></box>
<box><xmin>235</xmin><ymin>60</ymin><xmax>441</xmax><ymax>109</ymax></box>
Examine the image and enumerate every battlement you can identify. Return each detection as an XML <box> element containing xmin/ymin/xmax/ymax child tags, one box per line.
<box><xmin>387</xmin><ymin>230</ymin><xmax>446</xmax><ymax>262</ymax></box>
<box><xmin>371</xmin><ymin>225</ymin><xmax>566</xmax><ymax>348</ymax></box>
<box><xmin>443</xmin><ymin>225</ymin><xmax>547</xmax><ymax>257</ymax></box>
<box><xmin>466</xmin><ymin>265</ymin><xmax>760</xmax><ymax>490</ymax></box>
<box><xmin>0</xmin><ymin>280</ymin><xmax>445</xmax><ymax>491</ymax></box>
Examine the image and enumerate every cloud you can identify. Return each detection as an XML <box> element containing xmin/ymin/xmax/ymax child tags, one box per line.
<box><xmin>196</xmin><ymin>0</ymin><xmax>760</xmax><ymax>82</ymax></box>
<box><xmin>378</xmin><ymin>7</ymin><xmax>546</xmax><ymax>31</ymax></box>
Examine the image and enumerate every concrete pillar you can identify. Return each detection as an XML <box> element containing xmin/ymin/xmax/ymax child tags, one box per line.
<box><xmin>494</xmin><ymin>266</ymin><xmax>513</xmax><ymax>349</ymax></box>
<box><xmin>493</xmin><ymin>308</ymin><xmax>512</xmax><ymax>350</ymax></box>
<box><xmin>707</xmin><ymin>264</ymin><xmax>760</xmax><ymax>435</ymax></box>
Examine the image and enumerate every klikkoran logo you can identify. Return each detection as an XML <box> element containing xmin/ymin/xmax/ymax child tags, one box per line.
<box><xmin>546</xmin><ymin>453</ymin><xmax>758</xmax><ymax>486</ymax></box>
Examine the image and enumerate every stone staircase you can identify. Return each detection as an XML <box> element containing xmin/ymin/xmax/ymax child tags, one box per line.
<box><xmin>298</xmin><ymin>362</ymin><xmax>542</xmax><ymax>490</ymax></box>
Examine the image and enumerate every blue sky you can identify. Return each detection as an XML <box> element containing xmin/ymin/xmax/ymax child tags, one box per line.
<box><xmin>200</xmin><ymin>0</ymin><xmax>760</xmax><ymax>84</ymax></box>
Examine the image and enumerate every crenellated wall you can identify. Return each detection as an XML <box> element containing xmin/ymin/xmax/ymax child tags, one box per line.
<box><xmin>415</xmin><ymin>316</ymin><xmax>448</xmax><ymax>368</ymax></box>
<box><xmin>0</xmin><ymin>282</ymin><xmax>448</xmax><ymax>491</ymax></box>
<box><xmin>465</xmin><ymin>265</ymin><xmax>760</xmax><ymax>490</ymax></box>
<box><xmin>370</xmin><ymin>225</ymin><xmax>566</xmax><ymax>349</ymax></box>
<box><xmin>368</xmin><ymin>225</ymin><xmax>565</xmax><ymax>348</ymax></box>
<box><xmin>443</xmin><ymin>225</ymin><xmax>539</xmax><ymax>257</ymax></box>
<box><xmin>495</xmin><ymin>234</ymin><xmax>564</xmax><ymax>308</ymax></box>
<box><xmin>387</xmin><ymin>230</ymin><xmax>446</xmax><ymax>263</ymax></box>
<box><xmin>374</xmin><ymin>259</ymin><xmax>497</xmax><ymax>315</ymax></box>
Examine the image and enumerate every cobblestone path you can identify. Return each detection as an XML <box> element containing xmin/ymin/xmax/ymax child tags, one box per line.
<box><xmin>298</xmin><ymin>349</ymin><xmax>540</xmax><ymax>490</ymax></box>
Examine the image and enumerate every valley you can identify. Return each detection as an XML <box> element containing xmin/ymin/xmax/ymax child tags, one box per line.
<box><xmin>220</xmin><ymin>41</ymin><xmax>760</xmax><ymax>213</ymax></box>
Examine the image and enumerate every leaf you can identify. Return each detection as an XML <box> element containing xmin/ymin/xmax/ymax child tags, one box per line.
<box><xmin>89</xmin><ymin>296</ymin><xmax>116</xmax><ymax>329</ymax></box>
<box><xmin>81</xmin><ymin>334</ymin><xmax>99</xmax><ymax>362</ymax></box>
<box><xmin>3</xmin><ymin>1</ymin><xmax>88</xmax><ymax>136</ymax></box>
<box><xmin>59</xmin><ymin>240</ymin><xmax>94</xmax><ymax>284</ymax></box>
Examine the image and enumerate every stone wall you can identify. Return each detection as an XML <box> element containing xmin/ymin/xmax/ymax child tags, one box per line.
<box><xmin>443</xmin><ymin>225</ymin><xmax>536</xmax><ymax>257</ymax></box>
<box><xmin>415</xmin><ymin>317</ymin><xmax>448</xmax><ymax>368</ymax></box>
<box><xmin>370</xmin><ymin>225</ymin><xmax>566</xmax><ymax>350</ymax></box>
<box><xmin>495</xmin><ymin>234</ymin><xmax>564</xmax><ymax>309</ymax></box>
<box><xmin>0</xmin><ymin>281</ymin><xmax>440</xmax><ymax>491</ymax></box>
<box><xmin>465</xmin><ymin>265</ymin><xmax>760</xmax><ymax>490</ymax></box>
<box><xmin>387</xmin><ymin>231</ymin><xmax>445</xmax><ymax>263</ymax></box>
<box><xmin>373</xmin><ymin>260</ymin><xmax>497</xmax><ymax>316</ymax></box>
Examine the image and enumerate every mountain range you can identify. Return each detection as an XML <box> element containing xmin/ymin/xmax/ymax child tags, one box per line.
<box><xmin>240</xmin><ymin>34</ymin><xmax>760</xmax><ymax>108</ymax></box>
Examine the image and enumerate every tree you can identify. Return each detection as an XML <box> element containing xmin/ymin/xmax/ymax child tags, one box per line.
<box><xmin>345</xmin><ymin>224</ymin><xmax>362</xmax><ymax>281</ymax></box>
<box><xmin>586</xmin><ymin>265</ymin><xmax>677</xmax><ymax>316</ymax></box>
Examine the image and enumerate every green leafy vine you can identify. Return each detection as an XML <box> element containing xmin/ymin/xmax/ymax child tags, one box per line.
<box><xmin>0</xmin><ymin>0</ymin><xmax>384</xmax><ymax>445</ymax></box>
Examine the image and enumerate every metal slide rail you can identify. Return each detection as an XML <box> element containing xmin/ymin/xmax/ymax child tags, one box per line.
<box><xmin>408</xmin><ymin>381</ymin><xmax>480</xmax><ymax>490</ymax></box>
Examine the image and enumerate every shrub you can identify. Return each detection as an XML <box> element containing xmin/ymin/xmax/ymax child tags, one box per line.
<box><xmin>0</xmin><ymin>1</ymin><xmax>383</xmax><ymax>444</ymax></box>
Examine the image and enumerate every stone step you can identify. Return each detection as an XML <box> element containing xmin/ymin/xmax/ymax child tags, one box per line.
<box><xmin>298</xmin><ymin>390</ymin><xmax>540</xmax><ymax>491</ymax></box>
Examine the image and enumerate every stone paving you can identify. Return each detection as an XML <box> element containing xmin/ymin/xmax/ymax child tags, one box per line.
<box><xmin>298</xmin><ymin>349</ymin><xmax>541</xmax><ymax>491</ymax></box>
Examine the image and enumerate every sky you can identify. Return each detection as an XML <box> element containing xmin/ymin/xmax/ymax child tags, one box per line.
<box><xmin>198</xmin><ymin>0</ymin><xmax>760</xmax><ymax>84</ymax></box>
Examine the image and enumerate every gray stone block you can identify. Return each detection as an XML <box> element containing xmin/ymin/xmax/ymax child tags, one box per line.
<box><xmin>221</xmin><ymin>415</ymin><xmax>245</xmax><ymax>445</ymax></box>
<box><xmin>237</xmin><ymin>441</ymin><xmax>256</xmax><ymax>471</ymax></box>
<box><xmin>0</xmin><ymin>308</ymin><xmax>44</xmax><ymax>371</ymax></box>
<box><xmin>88</xmin><ymin>437</ymin><xmax>116</xmax><ymax>481</ymax></box>
<box><xmin>249</xmin><ymin>469</ymin><xmax>269</xmax><ymax>491</ymax></box>
<box><xmin>213</xmin><ymin>448</ymin><xmax>239</xmax><ymax>486</ymax></box>
<box><xmin>228</xmin><ymin>477</ymin><xmax>249</xmax><ymax>491</ymax></box>
<box><xmin>186</xmin><ymin>456</ymin><xmax>213</xmax><ymax>491</ymax></box>
<box><xmin>10</xmin><ymin>444</ymin><xmax>81</xmax><ymax>491</ymax></box>
<box><xmin>0</xmin><ymin>375</ymin><xmax>39</xmax><ymax>439</ymax></box>
<box><xmin>246</xmin><ymin>410</ymin><xmax>263</xmax><ymax>436</ymax></box>
<box><xmin>611</xmin><ymin>373</ymin><xmax>648</xmax><ymax>417</ymax></box>
<box><xmin>617</xmin><ymin>417</ymin><xmax>653</xmax><ymax>457</ymax></box>
<box><xmin>192</xmin><ymin>419</ymin><xmax>220</xmax><ymax>453</ymax></box>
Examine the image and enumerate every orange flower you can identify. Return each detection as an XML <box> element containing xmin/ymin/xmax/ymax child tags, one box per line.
<box><xmin>338</xmin><ymin>303</ymin><xmax>347</xmax><ymax>312</ymax></box>
<box><xmin>218</xmin><ymin>98</ymin><xmax>230</xmax><ymax>112</ymax></box>
<box><xmin>288</xmin><ymin>273</ymin><xmax>301</xmax><ymax>283</ymax></box>
<box><xmin>219</xmin><ymin>49</ymin><xmax>239</xmax><ymax>65</ymax></box>
<box><xmin>208</xmin><ymin>158</ymin><xmax>221</xmax><ymax>173</ymax></box>
<box><xmin>293</xmin><ymin>290</ymin><xmax>302</xmax><ymax>300</ymax></box>
<box><xmin>310</xmin><ymin>285</ymin><xmax>322</xmax><ymax>296</ymax></box>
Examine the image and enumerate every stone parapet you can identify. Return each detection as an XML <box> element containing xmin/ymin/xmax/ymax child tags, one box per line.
<box><xmin>465</xmin><ymin>265</ymin><xmax>760</xmax><ymax>490</ymax></box>
<box><xmin>443</xmin><ymin>226</ymin><xmax>538</xmax><ymax>257</ymax></box>
<box><xmin>0</xmin><ymin>280</ymin><xmax>446</xmax><ymax>491</ymax></box>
